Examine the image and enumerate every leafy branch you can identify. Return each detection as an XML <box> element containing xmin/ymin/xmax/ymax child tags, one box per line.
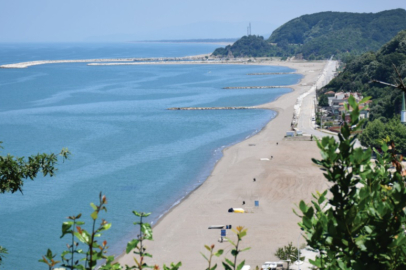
<box><xmin>201</xmin><ymin>244</ymin><xmax>223</xmax><ymax>270</ymax></box>
<box><xmin>222</xmin><ymin>226</ymin><xmax>250</xmax><ymax>270</ymax></box>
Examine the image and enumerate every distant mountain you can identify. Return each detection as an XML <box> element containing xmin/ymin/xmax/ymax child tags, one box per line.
<box><xmin>320</xmin><ymin>29</ymin><xmax>406</xmax><ymax>122</ymax></box>
<box><xmin>212</xmin><ymin>9</ymin><xmax>406</xmax><ymax>59</ymax></box>
<box><xmin>212</xmin><ymin>35</ymin><xmax>297</xmax><ymax>58</ymax></box>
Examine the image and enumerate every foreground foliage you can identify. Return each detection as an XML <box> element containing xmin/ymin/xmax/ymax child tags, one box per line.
<box><xmin>274</xmin><ymin>242</ymin><xmax>301</xmax><ymax>270</ymax></box>
<box><xmin>222</xmin><ymin>226</ymin><xmax>250</xmax><ymax>270</ymax></box>
<box><xmin>36</xmin><ymin>193</ymin><xmax>252</xmax><ymax>270</ymax></box>
<box><xmin>0</xmin><ymin>142</ymin><xmax>70</xmax><ymax>194</ymax></box>
<box><xmin>201</xmin><ymin>244</ymin><xmax>223</xmax><ymax>270</ymax></box>
<box><xmin>296</xmin><ymin>96</ymin><xmax>406</xmax><ymax>269</ymax></box>
<box><xmin>0</xmin><ymin>246</ymin><xmax>7</xmax><ymax>267</ymax></box>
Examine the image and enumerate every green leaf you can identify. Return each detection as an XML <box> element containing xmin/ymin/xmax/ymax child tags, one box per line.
<box><xmin>240</xmin><ymin>247</ymin><xmax>251</xmax><ymax>252</ymax></box>
<box><xmin>309</xmin><ymin>258</ymin><xmax>321</xmax><ymax>268</ymax></box>
<box><xmin>101</xmin><ymin>223</ymin><xmax>112</xmax><ymax>231</ymax></box>
<box><xmin>126</xmin><ymin>239</ymin><xmax>139</xmax><ymax>254</ymax></box>
<box><xmin>225</xmin><ymin>258</ymin><xmax>234</xmax><ymax>268</ymax></box>
<box><xmin>222</xmin><ymin>262</ymin><xmax>233</xmax><ymax>270</ymax></box>
<box><xmin>236</xmin><ymin>260</ymin><xmax>246</xmax><ymax>270</ymax></box>
<box><xmin>299</xmin><ymin>201</ymin><xmax>307</xmax><ymax>213</ymax></box>
<box><xmin>91</xmin><ymin>211</ymin><xmax>98</xmax><ymax>220</ymax></box>
<box><xmin>132</xmin><ymin>211</ymin><xmax>151</xmax><ymax>217</ymax></box>
<box><xmin>132</xmin><ymin>211</ymin><xmax>142</xmax><ymax>217</ymax></box>
<box><xmin>215</xmin><ymin>249</ymin><xmax>224</xmax><ymax>257</ymax></box>
<box><xmin>141</xmin><ymin>223</ymin><xmax>153</xmax><ymax>240</ymax></box>
<box><xmin>225</xmin><ymin>237</ymin><xmax>236</xmax><ymax>247</ymax></box>
<box><xmin>61</xmin><ymin>222</ymin><xmax>73</xmax><ymax>238</ymax></box>
<box><xmin>90</xmin><ymin>202</ymin><xmax>97</xmax><ymax>211</ymax></box>
<box><xmin>200</xmin><ymin>252</ymin><xmax>209</xmax><ymax>262</ymax></box>
<box><xmin>359</xmin><ymin>96</ymin><xmax>371</xmax><ymax>104</ymax></box>
<box><xmin>303</xmin><ymin>217</ymin><xmax>312</xmax><ymax>229</ymax></box>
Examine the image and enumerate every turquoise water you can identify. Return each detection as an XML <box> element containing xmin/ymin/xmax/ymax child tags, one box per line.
<box><xmin>0</xmin><ymin>43</ymin><xmax>300</xmax><ymax>270</ymax></box>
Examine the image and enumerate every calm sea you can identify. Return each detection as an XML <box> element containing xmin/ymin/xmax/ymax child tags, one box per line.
<box><xmin>0</xmin><ymin>43</ymin><xmax>300</xmax><ymax>270</ymax></box>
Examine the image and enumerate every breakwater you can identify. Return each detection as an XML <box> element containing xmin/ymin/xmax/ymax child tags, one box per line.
<box><xmin>167</xmin><ymin>106</ymin><xmax>257</xmax><ymax>110</ymax></box>
<box><xmin>222</xmin><ymin>86</ymin><xmax>286</xmax><ymax>89</ymax></box>
<box><xmin>247</xmin><ymin>72</ymin><xmax>296</xmax><ymax>75</ymax></box>
<box><xmin>0</xmin><ymin>56</ymin><xmax>209</xmax><ymax>69</ymax></box>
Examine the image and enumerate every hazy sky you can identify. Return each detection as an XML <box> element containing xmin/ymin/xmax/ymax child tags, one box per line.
<box><xmin>1</xmin><ymin>0</ymin><xmax>405</xmax><ymax>42</ymax></box>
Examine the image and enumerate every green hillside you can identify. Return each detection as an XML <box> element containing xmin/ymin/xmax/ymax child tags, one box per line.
<box><xmin>212</xmin><ymin>9</ymin><xmax>406</xmax><ymax>59</ymax></box>
<box><xmin>320</xmin><ymin>29</ymin><xmax>406</xmax><ymax>121</ymax></box>
<box><xmin>212</xmin><ymin>35</ymin><xmax>296</xmax><ymax>58</ymax></box>
<box><xmin>319</xmin><ymin>30</ymin><xmax>406</xmax><ymax>152</ymax></box>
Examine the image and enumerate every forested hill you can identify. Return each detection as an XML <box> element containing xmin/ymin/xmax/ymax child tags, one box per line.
<box><xmin>212</xmin><ymin>9</ymin><xmax>406</xmax><ymax>59</ymax></box>
<box><xmin>320</xmin><ymin>29</ymin><xmax>406</xmax><ymax>122</ymax></box>
<box><xmin>319</xmin><ymin>29</ymin><xmax>406</xmax><ymax>153</ymax></box>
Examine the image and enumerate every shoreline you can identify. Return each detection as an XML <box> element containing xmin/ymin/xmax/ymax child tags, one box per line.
<box><xmin>117</xmin><ymin>59</ymin><xmax>334</xmax><ymax>269</ymax></box>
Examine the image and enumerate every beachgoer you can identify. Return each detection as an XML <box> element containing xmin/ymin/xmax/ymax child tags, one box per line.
<box><xmin>253</xmin><ymin>178</ymin><xmax>256</xmax><ymax>182</ymax></box>
<box><xmin>276</xmin><ymin>142</ymin><xmax>278</xmax><ymax>145</ymax></box>
<box><xmin>271</xmin><ymin>156</ymin><xmax>273</xmax><ymax>159</ymax></box>
<box><xmin>242</xmin><ymin>201</ymin><xmax>245</xmax><ymax>205</ymax></box>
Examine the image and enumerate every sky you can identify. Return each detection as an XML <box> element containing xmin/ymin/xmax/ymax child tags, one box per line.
<box><xmin>0</xmin><ymin>0</ymin><xmax>405</xmax><ymax>42</ymax></box>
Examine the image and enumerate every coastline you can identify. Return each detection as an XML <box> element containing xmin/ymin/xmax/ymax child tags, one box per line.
<box><xmin>117</xmin><ymin>59</ymin><xmax>333</xmax><ymax>269</ymax></box>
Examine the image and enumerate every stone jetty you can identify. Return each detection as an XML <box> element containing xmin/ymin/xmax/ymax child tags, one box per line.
<box><xmin>167</xmin><ymin>106</ymin><xmax>257</xmax><ymax>110</ymax></box>
<box><xmin>247</xmin><ymin>72</ymin><xmax>296</xmax><ymax>75</ymax></box>
<box><xmin>222</xmin><ymin>86</ymin><xmax>286</xmax><ymax>89</ymax></box>
<box><xmin>0</xmin><ymin>56</ymin><xmax>209</xmax><ymax>69</ymax></box>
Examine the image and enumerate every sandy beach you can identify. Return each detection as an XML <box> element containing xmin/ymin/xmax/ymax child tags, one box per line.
<box><xmin>1</xmin><ymin>55</ymin><xmax>333</xmax><ymax>268</ymax></box>
<box><xmin>117</xmin><ymin>59</ymin><xmax>334</xmax><ymax>269</ymax></box>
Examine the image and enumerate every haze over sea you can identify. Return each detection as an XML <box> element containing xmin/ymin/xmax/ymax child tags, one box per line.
<box><xmin>0</xmin><ymin>43</ymin><xmax>300</xmax><ymax>270</ymax></box>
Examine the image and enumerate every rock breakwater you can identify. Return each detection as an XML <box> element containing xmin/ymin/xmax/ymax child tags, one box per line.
<box><xmin>222</xmin><ymin>86</ymin><xmax>286</xmax><ymax>89</ymax></box>
<box><xmin>247</xmin><ymin>72</ymin><xmax>296</xmax><ymax>75</ymax></box>
<box><xmin>167</xmin><ymin>106</ymin><xmax>257</xmax><ymax>110</ymax></box>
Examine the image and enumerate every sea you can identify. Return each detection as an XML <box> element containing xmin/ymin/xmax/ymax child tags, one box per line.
<box><xmin>0</xmin><ymin>43</ymin><xmax>301</xmax><ymax>270</ymax></box>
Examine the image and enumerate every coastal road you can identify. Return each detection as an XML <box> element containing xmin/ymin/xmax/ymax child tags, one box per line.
<box><xmin>296</xmin><ymin>59</ymin><xmax>337</xmax><ymax>137</ymax></box>
<box><xmin>296</xmin><ymin>60</ymin><xmax>363</xmax><ymax>148</ymax></box>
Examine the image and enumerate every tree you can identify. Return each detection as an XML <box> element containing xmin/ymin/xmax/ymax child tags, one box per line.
<box><xmin>296</xmin><ymin>95</ymin><xmax>406</xmax><ymax>269</ymax></box>
<box><xmin>318</xmin><ymin>95</ymin><xmax>329</xmax><ymax>107</ymax></box>
<box><xmin>1</xmin><ymin>142</ymin><xmax>70</xmax><ymax>267</ymax></box>
<box><xmin>274</xmin><ymin>242</ymin><xmax>301</xmax><ymax>270</ymax></box>
<box><xmin>358</xmin><ymin>118</ymin><xmax>386</xmax><ymax>149</ymax></box>
<box><xmin>360</xmin><ymin>118</ymin><xmax>406</xmax><ymax>154</ymax></box>
<box><xmin>0</xmin><ymin>246</ymin><xmax>7</xmax><ymax>267</ymax></box>
<box><xmin>0</xmin><ymin>142</ymin><xmax>70</xmax><ymax>194</ymax></box>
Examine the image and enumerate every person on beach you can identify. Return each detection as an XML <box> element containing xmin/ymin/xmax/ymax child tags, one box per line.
<box><xmin>253</xmin><ymin>178</ymin><xmax>256</xmax><ymax>182</ymax></box>
<box><xmin>242</xmin><ymin>201</ymin><xmax>245</xmax><ymax>205</ymax></box>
